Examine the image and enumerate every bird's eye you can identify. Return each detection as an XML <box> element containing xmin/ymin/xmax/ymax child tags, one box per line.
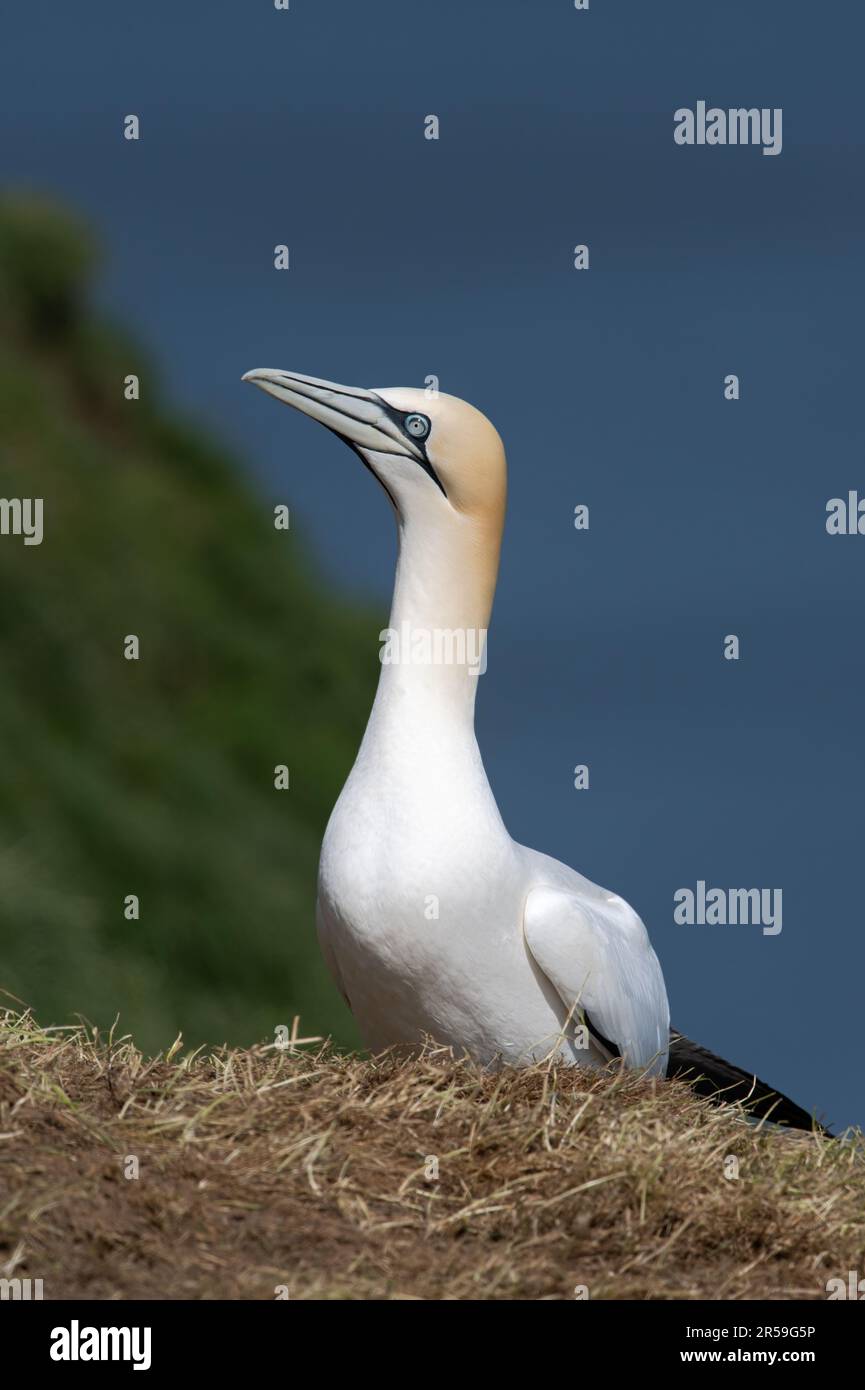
<box><xmin>404</xmin><ymin>414</ymin><xmax>430</xmax><ymax>440</ymax></box>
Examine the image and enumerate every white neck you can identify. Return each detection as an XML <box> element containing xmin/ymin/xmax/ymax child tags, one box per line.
<box><xmin>363</xmin><ymin>507</ymin><xmax>500</xmax><ymax>751</ymax></box>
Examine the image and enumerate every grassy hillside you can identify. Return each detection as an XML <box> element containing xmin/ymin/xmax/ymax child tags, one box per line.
<box><xmin>0</xmin><ymin>196</ymin><xmax>379</xmax><ymax>1052</ymax></box>
<box><xmin>1</xmin><ymin>1011</ymin><xmax>862</xmax><ymax>1300</ymax></box>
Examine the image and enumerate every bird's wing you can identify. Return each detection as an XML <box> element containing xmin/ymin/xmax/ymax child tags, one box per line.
<box><xmin>523</xmin><ymin>885</ymin><xmax>669</xmax><ymax>1075</ymax></box>
<box><xmin>668</xmin><ymin>1030</ymin><xmax>831</xmax><ymax>1134</ymax></box>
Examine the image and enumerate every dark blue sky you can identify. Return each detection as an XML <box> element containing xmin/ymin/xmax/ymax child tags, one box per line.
<box><xmin>3</xmin><ymin>1</ymin><xmax>863</xmax><ymax>1128</ymax></box>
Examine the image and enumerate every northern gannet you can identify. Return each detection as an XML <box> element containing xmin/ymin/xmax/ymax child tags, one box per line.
<box><xmin>243</xmin><ymin>369</ymin><xmax>826</xmax><ymax>1132</ymax></box>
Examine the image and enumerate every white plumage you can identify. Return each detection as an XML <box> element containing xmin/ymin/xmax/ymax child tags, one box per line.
<box><xmin>243</xmin><ymin>368</ymin><xmax>670</xmax><ymax>1076</ymax></box>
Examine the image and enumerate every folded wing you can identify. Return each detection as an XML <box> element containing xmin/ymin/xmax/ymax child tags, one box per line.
<box><xmin>523</xmin><ymin>884</ymin><xmax>669</xmax><ymax>1075</ymax></box>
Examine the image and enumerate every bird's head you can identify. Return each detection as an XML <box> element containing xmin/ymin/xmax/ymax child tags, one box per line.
<box><xmin>241</xmin><ymin>370</ymin><xmax>506</xmax><ymax>537</ymax></box>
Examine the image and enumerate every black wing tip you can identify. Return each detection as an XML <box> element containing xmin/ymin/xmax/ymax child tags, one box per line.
<box><xmin>668</xmin><ymin>1029</ymin><xmax>833</xmax><ymax>1138</ymax></box>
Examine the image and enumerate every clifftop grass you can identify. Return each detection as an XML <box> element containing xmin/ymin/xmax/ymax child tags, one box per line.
<box><xmin>1</xmin><ymin>1011</ymin><xmax>862</xmax><ymax>1300</ymax></box>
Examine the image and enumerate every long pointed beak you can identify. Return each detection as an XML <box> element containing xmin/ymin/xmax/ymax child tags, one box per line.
<box><xmin>241</xmin><ymin>368</ymin><xmax>421</xmax><ymax>459</ymax></box>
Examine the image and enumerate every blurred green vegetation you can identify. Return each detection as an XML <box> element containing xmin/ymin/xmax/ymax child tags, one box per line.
<box><xmin>0</xmin><ymin>195</ymin><xmax>378</xmax><ymax>1053</ymax></box>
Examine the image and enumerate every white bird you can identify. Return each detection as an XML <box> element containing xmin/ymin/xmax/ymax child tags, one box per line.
<box><xmin>243</xmin><ymin>369</ymin><xmax>826</xmax><ymax>1130</ymax></box>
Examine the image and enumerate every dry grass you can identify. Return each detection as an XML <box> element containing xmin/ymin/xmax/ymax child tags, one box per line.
<box><xmin>0</xmin><ymin>1008</ymin><xmax>862</xmax><ymax>1300</ymax></box>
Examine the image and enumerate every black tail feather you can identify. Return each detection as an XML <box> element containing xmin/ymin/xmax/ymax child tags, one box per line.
<box><xmin>668</xmin><ymin>1029</ymin><xmax>831</xmax><ymax>1136</ymax></box>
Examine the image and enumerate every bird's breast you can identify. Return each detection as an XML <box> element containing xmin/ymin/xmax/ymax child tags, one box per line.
<box><xmin>315</xmin><ymin>755</ymin><xmax>537</xmax><ymax>1040</ymax></box>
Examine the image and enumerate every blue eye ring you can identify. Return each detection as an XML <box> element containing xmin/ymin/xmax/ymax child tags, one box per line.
<box><xmin>404</xmin><ymin>413</ymin><xmax>430</xmax><ymax>440</ymax></box>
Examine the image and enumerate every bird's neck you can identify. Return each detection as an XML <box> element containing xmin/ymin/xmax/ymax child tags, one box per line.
<box><xmin>370</xmin><ymin>509</ymin><xmax>502</xmax><ymax>735</ymax></box>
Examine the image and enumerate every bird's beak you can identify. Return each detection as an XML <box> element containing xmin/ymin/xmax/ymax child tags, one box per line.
<box><xmin>241</xmin><ymin>368</ymin><xmax>423</xmax><ymax>459</ymax></box>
